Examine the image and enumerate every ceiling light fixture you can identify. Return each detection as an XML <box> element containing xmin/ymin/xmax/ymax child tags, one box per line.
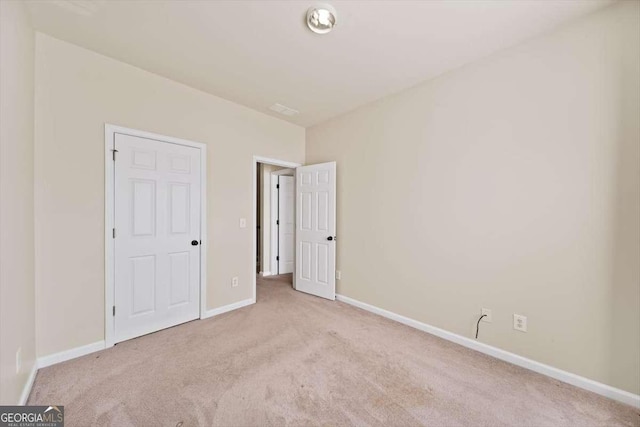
<box><xmin>306</xmin><ymin>5</ymin><xmax>337</xmax><ymax>35</ymax></box>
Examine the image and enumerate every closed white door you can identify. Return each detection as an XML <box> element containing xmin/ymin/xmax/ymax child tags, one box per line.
<box><xmin>114</xmin><ymin>133</ymin><xmax>201</xmax><ymax>343</ymax></box>
<box><xmin>295</xmin><ymin>162</ymin><xmax>336</xmax><ymax>300</ymax></box>
<box><xmin>278</xmin><ymin>176</ymin><xmax>295</xmax><ymax>274</ymax></box>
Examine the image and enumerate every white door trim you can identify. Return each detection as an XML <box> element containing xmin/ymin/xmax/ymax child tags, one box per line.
<box><xmin>105</xmin><ymin>124</ymin><xmax>207</xmax><ymax>348</ymax></box>
<box><xmin>252</xmin><ymin>156</ymin><xmax>301</xmax><ymax>301</ymax></box>
<box><xmin>272</xmin><ymin>168</ymin><xmax>295</xmax><ymax>176</ymax></box>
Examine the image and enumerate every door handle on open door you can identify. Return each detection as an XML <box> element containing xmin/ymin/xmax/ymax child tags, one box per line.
<box><xmin>327</xmin><ymin>236</ymin><xmax>336</xmax><ymax>241</ymax></box>
<box><xmin>191</xmin><ymin>240</ymin><xmax>199</xmax><ymax>246</ymax></box>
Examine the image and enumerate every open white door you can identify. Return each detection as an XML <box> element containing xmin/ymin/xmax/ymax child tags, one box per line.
<box><xmin>295</xmin><ymin>162</ymin><xmax>336</xmax><ymax>300</ymax></box>
<box><xmin>277</xmin><ymin>176</ymin><xmax>295</xmax><ymax>274</ymax></box>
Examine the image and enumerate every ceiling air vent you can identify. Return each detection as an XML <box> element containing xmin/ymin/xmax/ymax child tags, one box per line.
<box><xmin>269</xmin><ymin>103</ymin><xmax>299</xmax><ymax>117</ymax></box>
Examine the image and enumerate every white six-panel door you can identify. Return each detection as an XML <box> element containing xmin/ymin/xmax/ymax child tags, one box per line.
<box><xmin>114</xmin><ymin>133</ymin><xmax>201</xmax><ymax>343</ymax></box>
<box><xmin>295</xmin><ymin>162</ymin><xmax>336</xmax><ymax>300</ymax></box>
<box><xmin>278</xmin><ymin>175</ymin><xmax>295</xmax><ymax>274</ymax></box>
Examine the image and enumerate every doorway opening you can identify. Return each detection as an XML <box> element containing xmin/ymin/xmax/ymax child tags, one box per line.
<box><xmin>252</xmin><ymin>157</ymin><xmax>301</xmax><ymax>301</ymax></box>
<box><xmin>252</xmin><ymin>156</ymin><xmax>337</xmax><ymax>303</ymax></box>
<box><xmin>260</xmin><ymin>166</ymin><xmax>295</xmax><ymax>276</ymax></box>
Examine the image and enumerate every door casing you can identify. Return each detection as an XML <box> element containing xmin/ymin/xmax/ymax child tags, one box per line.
<box><xmin>105</xmin><ymin>124</ymin><xmax>207</xmax><ymax>348</ymax></box>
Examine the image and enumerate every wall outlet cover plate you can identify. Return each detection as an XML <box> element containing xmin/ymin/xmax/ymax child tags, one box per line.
<box><xmin>514</xmin><ymin>314</ymin><xmax>527</xmax><ymax>332</ymax></box>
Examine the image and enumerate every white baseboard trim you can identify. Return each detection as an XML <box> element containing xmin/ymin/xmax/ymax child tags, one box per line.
<box><xmin>37</xmin><ymin>341</ymin><xmax>106</xmax><ymax>369</ymax></box>
<box><xmin>260</xmin><ymin>271</ymin><xmax>272</xmax><ymax>277</ymax></box>
<box><xmin>26</xmin><ymin>300</ymin><xmax>253</xmax><ymax>400</ymax></box>
<box><xmin>35</xmin><ymin>299</ymin><xmax>255</xmax><ymax>370</ymax></box>
<box><xmin>19</xmin><ymin>364</ymin><xmax>38</xmax><ymax>405</ymax></box>
<box><xmin>202</xmin><ymin>298</ymin><xmax>255</xmax><ymax>319</ymax></box>
<box><xmin>336</xmin><ymin>293</ymin><xmax>640</xmax><ymax>408</ymax></box>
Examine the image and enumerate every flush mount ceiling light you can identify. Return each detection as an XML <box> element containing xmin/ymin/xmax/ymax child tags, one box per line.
<box><xmin>306</xmin><ymin>4</ymin><xmax>337</xmax><ymax>35</ymax></box>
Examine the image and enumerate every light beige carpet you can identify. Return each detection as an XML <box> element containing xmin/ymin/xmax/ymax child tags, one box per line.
<box><xmin>29</xmin><ymin>274</ymin><xmax>639</xmax><ymax>426</ymax></box>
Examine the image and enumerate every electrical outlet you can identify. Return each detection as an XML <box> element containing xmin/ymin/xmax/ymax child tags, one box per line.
<box><xmin>231</xmin><ymin>277</ymin><xmax>239</xmax><ymax>287</ymax></box>
<box><xmin>335</xmin><ymin>270</ymin><xmax>341</xmax><ymax>280</ymax></box>
<box><xmin>481</xmin><ymin>308</ymin><xmax>492</xmax><ymax>322</ymax></box>
<box><xmin>513</xmin><ymin>314</ymin><xmax>527</xmax><ymax>332</ymax></box>
<box><xmin>16</xmin><ymin>347</ymin><xmax>21</xmax><ymax>374</ymax></box>
<box><xmin>239</xmin><ymin>218</ymin><xmax>247</xmax><ymax>228</ymax></box>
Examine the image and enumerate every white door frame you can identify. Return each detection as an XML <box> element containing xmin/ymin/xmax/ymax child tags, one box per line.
<box><xmin>252</xmin><ymin>157</ymin><xmax>301</xmax><ymax>301</ymax></box>
<box><xmin>270</xmin><ymin>169</ymin><xmax>295</xmax><ymax>275</ymax></box>
<box><xmin>105</xmin><ymin>124</ymin><xmax>207</xmax><ymax>348</ymax></box>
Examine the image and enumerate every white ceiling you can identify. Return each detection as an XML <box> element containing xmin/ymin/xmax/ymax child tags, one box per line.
<box><xmin>26</xmin><ymin>0</ymin><xmax>613</xmax><ymax>127</ymax></box>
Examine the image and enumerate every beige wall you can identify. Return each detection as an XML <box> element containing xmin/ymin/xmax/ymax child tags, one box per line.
<box><xmin>0</xmin><ymin>0</ymin><xmax>36</xmax><ymax>404</ymax></box>
<box><xmin>307</xmin><ymin>1</ymin><xmax>639</xmax><ymax>394</ymax></box>
<box><xmin>34</xmin><ymin>34</ymin><xmax>305</xmax><ymax>358</ymax></box>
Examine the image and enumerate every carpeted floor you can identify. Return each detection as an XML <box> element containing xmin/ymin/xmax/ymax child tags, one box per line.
<box><xmin>29</xmin><ymin>274</ymin><xmax>639</xmax><ymax>426</ymax></box>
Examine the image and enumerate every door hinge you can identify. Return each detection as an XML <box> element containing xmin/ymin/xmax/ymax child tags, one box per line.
<box><xmin>112</xmin><ymin>228</ymin><xmax>116</xmax><ymax>238</ymax></box>
<box><xmin>276</xmin><ymin>184</ymin><xmax>279</xmax><ymax>189</ymax></box>
<box><xmin>276</xmin><ymin>220</ymin><xmax>279</xmax><ymax>225</ymax></box>
<box><xmin>112</xmin><ymin>306</ymin><xmax>116</xmax><ymax>316</ymax></box>
<box><xmin>112</xmin><ymin>149</ymin><xmax>118</xmax><ymax>161</ymax></box>
<box><xmin>276</xmin><ymin>256</ymin><xmax>279</xmax><ymax>261</ymax></box>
